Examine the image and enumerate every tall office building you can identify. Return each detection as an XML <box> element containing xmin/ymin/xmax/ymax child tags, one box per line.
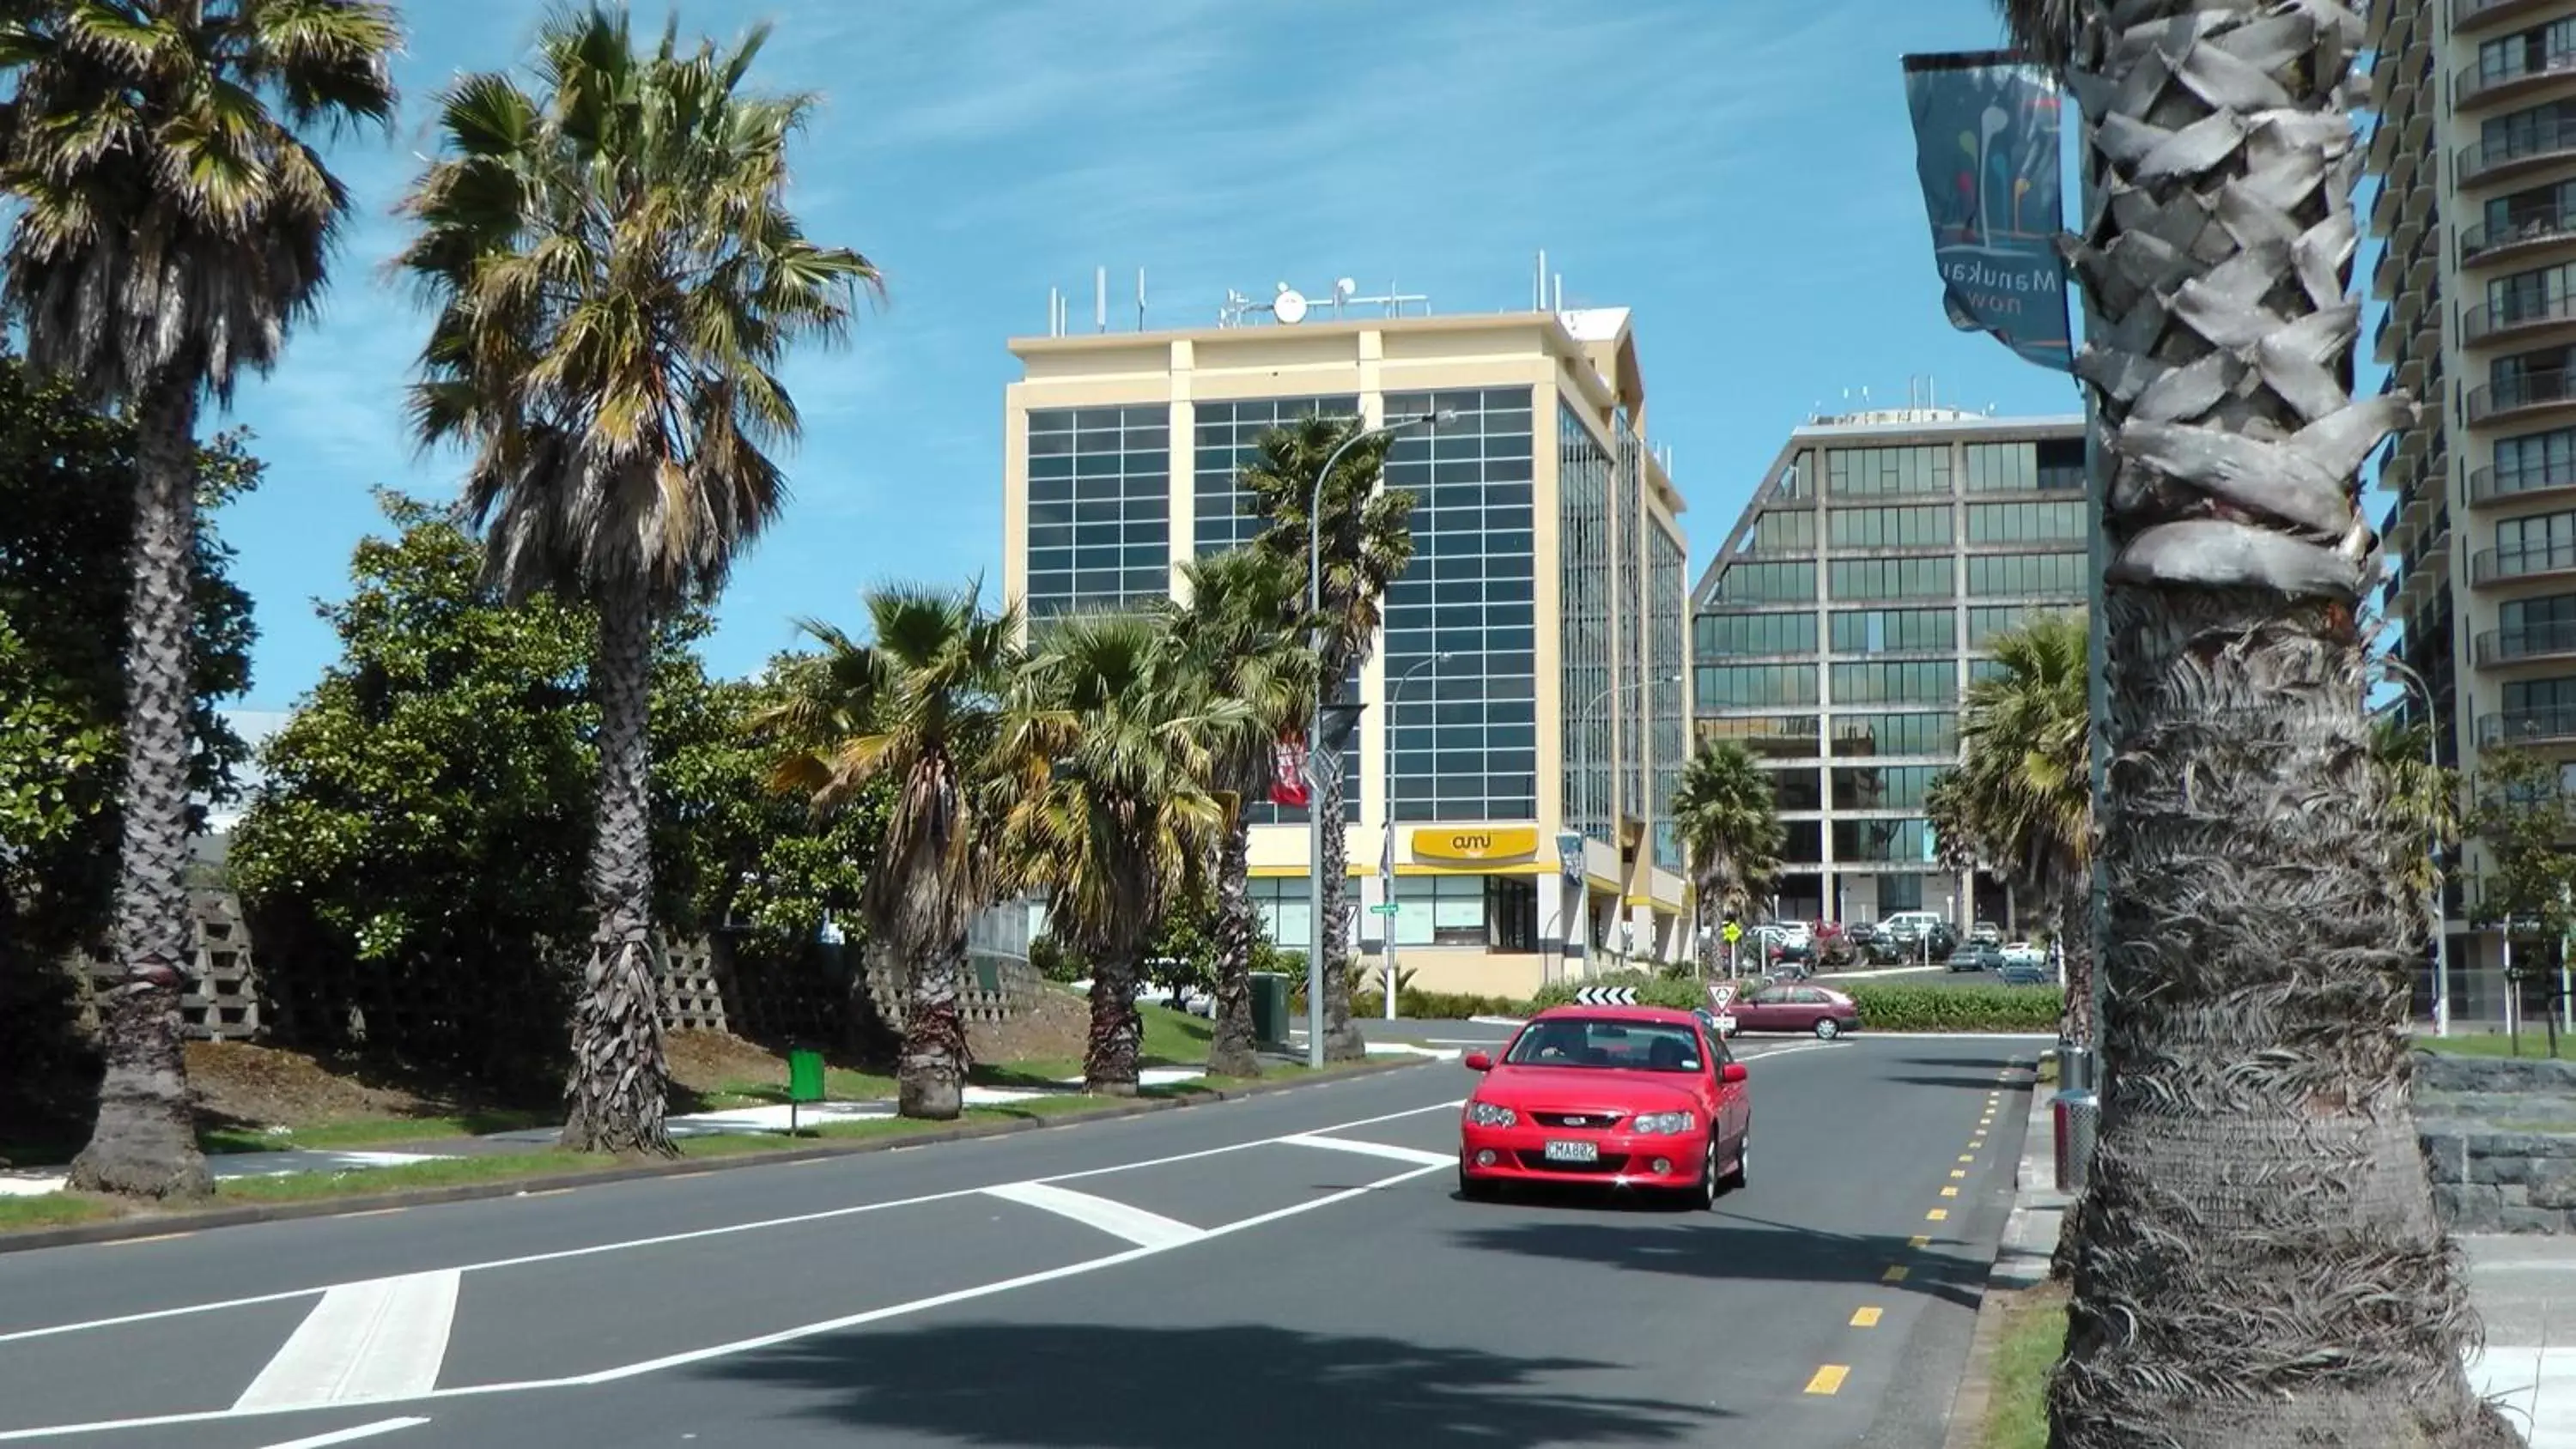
<box><xmin>1001</xmin><ymin>289</ymin><xmax>1691</xmax><ymax>996</ymax></box>
<box><xmin>1691</xmin><ymin>407</ymin><xmax>2087</xmax><ymax>932</ymax></box>
<box><xmin>2363</xmin><ymin>0</ymin><xmax>2576</xmax><ymax>1023</ymax></box>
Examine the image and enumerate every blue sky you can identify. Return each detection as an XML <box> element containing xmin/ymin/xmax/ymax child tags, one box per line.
<box><xmin>215</xmin><ymin>0</ymin><xmax>2087</xmax><ymax>731</ymax></box>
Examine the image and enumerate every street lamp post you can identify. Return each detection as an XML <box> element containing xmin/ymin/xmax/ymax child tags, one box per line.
<box><xmin>1382</xmin><ymin>652</ymin><xmax>1453</xmax><ymax>1019</ymax></box>
<box><xmin>1572</xmin><ymin>672</ymin><xmax>1682</xmax><ymax>974</ymax></box>
<box><xmin>2372</xmin><ymin>655</ymin><xmax>2451</xmax><ymax>1037</ymax></box>
<box><xmin>1307</xmin><ymin>410</ymin><xmax>1448</xmax><ymax>1070</ymax></box>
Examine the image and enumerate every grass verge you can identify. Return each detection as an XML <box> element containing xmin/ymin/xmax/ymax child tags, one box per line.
<box><xmin>198</xmin><ymin>1111</ymin><xmax>556</xmax><ymax>1155</ymax></box>
<box><xmin>0</xmin><ymin>1195</ymin><xmax>118</xmax><ymax>1231</ymax></box>
<box><xmin>1983</xmin><ymin>1284</ymin><xmax>2067</xmax><ymax>1449</ymax></box>
<box><xmin>2416</xmin><ymin>1032</ymin><xmax>2570</xmax><ymax>1060</ymax></box>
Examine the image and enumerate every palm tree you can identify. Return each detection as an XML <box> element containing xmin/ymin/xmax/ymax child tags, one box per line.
<box><xmin>1010</xmin><ymin>612</ymin><xmax>1239</xmax><ymax>1094</ymax></box>
<box><xmin>1991</xmin><ymin>4</ymin><xmax>2508</xmax><ymax>1441</ymax></box>
<box><xmin>1158</xmin><ymin>549</ymin><xmax>1315</xmax><ymax>1077</ymax></box>
<box><xmin>1941</xmin><ymin>612</ymin><xmax>2093</xmax><ymax>1042</ymax></box>
<box><xmin>398</xmin><ymin>6</ymin><xmax>875</xmax><ymax>1154</ymax></box>
<box><xmin>760</xmin><ymin>585</ymin><xmax>1023</xmax><ymax>1121</ymax></box>
<box><xmin>1669</xmin><ymin>741</ymin><xmax>1783</xmax><ymax>974</ymax></box>
<box><xmin>2370</xmin><ymin>714</ymin><xmax>2458</xmax><ymax>909</ymax></box>
<box><xmin>0</xmin><ymin>0</ymin><xmax>400</xmax><ymax>1198</ymax></box>
<box><xmin>1242</xmin><ymin>415</ymin><xmax>1415</xmax><ymax>1061</ymax></box>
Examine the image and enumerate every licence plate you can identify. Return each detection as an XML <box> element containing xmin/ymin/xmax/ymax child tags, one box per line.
<box><xmin>1543</xmin><ymin>1139</ymin><xmax>1599</xmax><ymax>1163</ymax></box>
<box><xmin>1715</xmin><ymin>1015</ymin><xmax>1738</xmax><ymax>1034</ymax></box>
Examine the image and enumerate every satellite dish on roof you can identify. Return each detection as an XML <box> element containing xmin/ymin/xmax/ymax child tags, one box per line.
<box><xmin>1273</xmin><ymin>287</ymin><xmax>1309</xmax><ymax>324</ymax></box>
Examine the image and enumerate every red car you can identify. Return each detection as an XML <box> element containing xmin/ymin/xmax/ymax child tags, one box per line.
<box><xmin>1457</xmin><ymin>1005</ymin><xmax>1752</xmax><ymax>1208</ymax></box>
<box><xmin>1729</xmin><ymin>981</ymin><xmax>1862</xmax><ymax>1039</ymax></box>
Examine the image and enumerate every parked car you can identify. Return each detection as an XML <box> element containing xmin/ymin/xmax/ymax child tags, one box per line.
<box><xmin>1950</xmin><ymin>940</ymin><xmax>2005</xmax><ymax>973</ymax></box>
<box><xmin>1809</xmin><ymin>919</ymin><xmax>1856</xmax><ymax>968</ymax></box>
<box><xmin>2001</xmin><ymin>940</ymin><xmax>2046</xmax><ymax>969</ymax></box>
<box><xmin>1969</xmin><ymin>921</ymin><xmax>2002</xmax><ymax>947</ymax></box>
<box><xmin>1879</xmin><ymin>911</ymin><xmax>1958</xmax><ymax>962</ymax></box>
<box><xmin>1998</xmin><ymin>944</ymin><xmax>2051</xmax><ymax>987</ymax></box>
<box><xmin>1850</xmin><ymin>922</ymin><xmax>1907</xmax><ymax>966</ymax></box>
<box><xmin>1458</xmin><ymin>1006</ymin><xmax>1752</xmax><ymax>1207</ymax></box>
<box><xmin>1727</xmin><ymin>981</ymin><xmax>1862</xmax><ymax>1040</ymax></box>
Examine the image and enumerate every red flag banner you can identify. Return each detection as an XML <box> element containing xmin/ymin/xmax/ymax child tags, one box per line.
<box><xmin>1270</xmin><ymin>731</ymin><xmax>1310</xmax><ymax>808</ymax></box>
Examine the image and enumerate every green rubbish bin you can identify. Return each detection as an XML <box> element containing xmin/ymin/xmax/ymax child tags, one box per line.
<box><xmin>1249</xmin><ymin>971</ymin><xmax>1290</xmax><ymax>1046</ymax></box>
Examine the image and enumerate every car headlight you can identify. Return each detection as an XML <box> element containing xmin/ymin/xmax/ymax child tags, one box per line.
<box><xmin>1465</xmin><ymin>1101</ymin><xmax>1517</xmax><ymax>1129</ymax></box>
<box><xmin>1631</xmin><ymin>1110</ymin><xmax>1698</xmax><ymax>1137</ymax></box>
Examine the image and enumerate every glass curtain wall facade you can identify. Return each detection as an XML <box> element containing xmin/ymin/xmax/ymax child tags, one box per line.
<box><xmin>1689</xmin><ymin>413</ymin><xmax>2087</xmax><ymax>931</ymax></box>
<box><xmin>1558</xmin><ymin>405</ymin><xmax>1615</xmax><ymax>841</ymax></box>
<box><xmin>1024</xmin><ymin>406</ymin><xmax>1170</xmax><ymax>617</ymax></box>
<box><xmin>1383</xmin><ymin>388</ymin><xmax>1539</xmax><ymax>822</ymax></box>
<box><xmin>1616</xmin><ymin>415</ymin><xmax>1648</xmax><ymax>825</ymax></box>
<box><xmin>1649</xmin><ymin>527</ymin><xmax>1688</xmax><ymax>870</ymax></box>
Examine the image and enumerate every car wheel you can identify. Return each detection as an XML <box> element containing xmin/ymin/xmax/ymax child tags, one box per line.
<box><xmin>1814</xmin><ymin>1016</ymin><xmax>1841</xmax><ymax>1040</ymax></box>
<box><xmin>1721</xmin><ymin>1131</ymin><xmax>1748</xmax><ymax>1191</ymax></box>
<box><xmin>1681</xmin><ymin>1137</ymin><xmax>1718</xmax><ymax>1210</ymax></box>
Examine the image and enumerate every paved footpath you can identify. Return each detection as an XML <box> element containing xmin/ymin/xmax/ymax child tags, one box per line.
<box><xmin>0</xmin><ymin>1034</ymin><xmax>2033</xmax><ymax>1448</ymax></box>
<box><xmin>1995</xmin><ymin>1086</ymin><xmax>2576</xmax><ymax>1446</ymax></box>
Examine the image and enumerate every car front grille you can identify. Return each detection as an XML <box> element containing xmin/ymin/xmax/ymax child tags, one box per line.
<box><xmin>1514</xmin><ymin>1151</ymin><xmax>1632</xmax><ymax>1173</ymax></box>
<box><xmin>1530</xmin><ymin>1111</ymin><xmax>1625</xmax><ymax>1130</ymax></box>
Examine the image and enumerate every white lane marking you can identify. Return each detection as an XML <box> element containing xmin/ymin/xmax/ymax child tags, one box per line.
<box><xmin>1279</xmin><ymin>1134</ymin><xmax>1455</xmax><ymax>1168</ymax></box>
<box><xmin>258</xmin><ymin>1417</ymin><xmax>431</xmax><ymax>1448</ymax></box>
<box><xmin>0</xmin><ymin>1161</ymin><xmax>1450</xmax><ymax>1440</ymax></box>
<box><xmin>981</xmin><ymin>1182</ymin><xmax>1203</xmax><ymax>1250</ymax></box>
<box><xmin>234</xmin><ymin>1271</ymin><xmax>459</xmax><ymax>1411</ymax></box>
<box><xmin>0</xmin><ymin>1094</ymin><xmax>1468</xmax><ymax>1348</ymax></box>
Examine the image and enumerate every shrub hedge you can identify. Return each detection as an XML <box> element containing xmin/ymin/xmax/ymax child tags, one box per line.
<box><xmin>1846</xmin><ymin>983</ymin><xmax>2060</xmax><ymax>1033</ymax></box>
<box><xmin>1352</xmin><ymin>989</ymin><xmax>1531</xmax><ymax>1020</ymax></box>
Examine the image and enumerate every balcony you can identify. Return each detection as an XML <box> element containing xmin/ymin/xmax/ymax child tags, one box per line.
<box><xmin>2458</xmin><ymin>116</ymin><xmax>2576</xmax><ymax>189</ymax></box>
<box><xmin>2464</xmin><ymin>201</ymin><xmax>2576</xmax><ymax>268</ymax></box>
<box><xmin>2465</xmin><ymin>371</ymin><xmax>2576</xmax><ymax>425</ymax></box>
<box><xmin>2473</xmin><ymin>539</ymin><xmax>2576</xmax><ymax>585</ymax></box>
<box><xmin>2477</xmin><ymin>619</ymin><xmax>2576</xmax><ymax>664</ymax></box>
<box><xmin>2471</xmin><ymin>458</ymin><xmax>2576</xmax><ymax>508</ymax></box>
<box><xmin>2466</xmin><ymin>292</ymin><xmax>2576</xmax><ymax>346</ymax></box>
<box><xmin>2479</xmin><ymin>706</ymin><xmax>2576</xmax><ymax>745</ymax></box>
<box><xmin>2458</xmin><ymin>0</ymin><xmax>2567</xmax><ymax>36</ymax></box>
<box><xmin>2458</xmin><ymin>51</ymin><xmax>2576</xmax><ymax>113</ymax></box>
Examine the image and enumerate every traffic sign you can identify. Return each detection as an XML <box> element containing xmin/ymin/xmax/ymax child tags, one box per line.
<box><xmin>1368</xmin><ymin>903</ymin><xmax>1400</xmax><ymax>917</ymax></box>
<box><xmin>1572</xmin><ymin>985</ymin><xmax>1637</xmax><ymax>1005</ymax></box>
<box><xmin>1721</xmin><ymin>921</ymin><xmax>1742</xmax><ymax>944</ymax></box>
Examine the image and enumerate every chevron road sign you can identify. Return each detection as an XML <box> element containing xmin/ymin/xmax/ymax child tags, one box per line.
<box><xmin>1572</xmin><ymin>986</ymin><xmax>1637</xmax><ymax>1006</ymax></box>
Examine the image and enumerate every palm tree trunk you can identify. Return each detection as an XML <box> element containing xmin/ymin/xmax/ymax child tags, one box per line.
<box><xmin>1208</xmin><ymin>815</ymin><xmax>1261</xmax><ymax>1077</ymax></box>
<box><xmin>560</xmin><ymin>573</ymin><xmax>672</xmax><ymax>1155</ymax></box>
<box><xmin>1317</xmin><ymin>736</ymin><xmax>1364</xmax><ymax>1061</ymax></box>
<box><xmin>899</xmin><ymin>937</ymin><xmax>967</xmax><ymax>1119</ymax></box>
<box><xmin>65</xmin><ymin>385</ymin><xmax>210</xmax><ymax>1201</ymax></box>
<box><xmin>2053</xmin><ymin>879</ymin><xmax>2093</xmax><ymax>1046</ymax></box>
<box><xmin>2052</xmin><ymin>596</ymin><xmax>2512</xmax><ymax>1446</ymax></box>
<box><xmin>1084</xmin><ymin>946</ymin><xmax>1142</xmax><ymax>1095</ymax></box>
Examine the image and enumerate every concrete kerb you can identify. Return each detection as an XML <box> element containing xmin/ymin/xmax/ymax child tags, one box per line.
<box><xmin>0</xmin><ymin>1056</ymin><xmax>1441</xmax><ymax>1257</ymax></box>
<box><xmin>1941</xmin><ymin>1049</ymin><xmax>2058</xmax><ymax>1449</ymax></box>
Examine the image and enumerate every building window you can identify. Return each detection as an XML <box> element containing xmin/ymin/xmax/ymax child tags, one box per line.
<box><xmin>1764</xmin><ymin>767</ymin><xmax>1824</xmax><ymax>812</ymax></box>
<box><xmin>1965</xmin><ymin>551</ymin><xmax>2085</xmax><ymax>597</ymax></box>
<box><xmin>1831</xmin><ymin>660</ymin><xmax>1953</xmax><ymax>705</ymax></box>
<box><xmin>1833</xmin><ymin>818</ymin><xmax>1937</xmax><ymax>864</ymax></box>
<box><xmin>1697</xmin><ymin>610</ymin><xmax>1818</xmax><ymax>657</ymax></box>
<box><xmin>1649</xmin><ymin>525</ymin><xmax>1689</xmax><ymax>871</ymax></box>
<box><xmin>1877</xmin><ymin>875</ymin><xmax>1927</xmax><ymax>912</ymax></box>
<box><xmin>1965</xmin><ymin>500</ymin><xmax>2085</xmax><ymax>543</ymax></box>
<box><xmin>1832</xmin><ymin>712</ymin><xmax>1958</xmax><ymax>757</ymax></box>
<box><xmin>1829</xmin><ymin>607</ymin><xmax>1954</xmax><ymax>654</ymax></box>
<box><xmin>1617</xmin><ymin>415</ymin><xmax>1647</xmax><ymax>825</ymax></box>
<box><xmin>1832</xmin><ymin>765</ymin><xmax>1942</xmax><ymax>810</ymax></box>
<box><xmin>1190</xmin><ymin>397</ymin><xmax>1357</xmax><ymax>557</ymax></box>
<box><xmin>1968</xmin><ymin>658</ymin><xmax>2010</xmax><ymax>683</ymax></box>
<box><xmin>1698</xmin><ymin>715</ymin><xmax>1822</xmax><ymax>758</ymax></box>
<box><xmin>1962</xmin><ymin>443</ymin><xmax>2033</xmax><ymax>493</ymax></box>
<box><xmin>1385</xmin><ymin>387</ymin><xmax>1538</xmax><ymax>824</ymax></box>
<box><xmin>1967</xmin><ymin>603</ymin><xmax>2076</xmax><ymax>646</ymax></box>
<box><xmin>1778</xmin><ymin>452</ymin><xmax>1817</xmax><ymax>500</ymax></box>
<box><xmin>2497</xmin><ymin>509</ymin><xmax>2576</xmax><ymax>578</ymax></box>
<box><xmin>1828</xmin><ymin>504</ymin><xmax>1951</xmax><ymax>549</ymax></box>
<box><xmin>2477</xmin><ymin>99</ymin><xmax>2576</xmax><ymax>173</ymax></box>
<box><xmin>2495</xmin><ymin>426</ymin><xmax>2576</xmax><ymax>493</ymax></box>
<box><xmin>1560</xmin><ymin>403</ymin><xmax>1614</xmax><ymax>839</ymax></box>
<box><xmin>2487</xmin><ymin>261</ymin><xmax>2576</xmax><ymax>330</ymax></box>
<box><xmin>1826</xmin><ymin>446</ymin><xmax>1952</xmax><ymax>497</ymax></box>
<box><xmin>1782</xmin><ymin>820</ymin><xmax>1823</xmax><ymax>864</ymax></box>
<box><xmin>2481</xmin><ymin>21</ymin><xmax>2576</xmax><ymax>88</ymax></box>
<box><xmin>2504</xmin><ymin>676</ymin><xmax>2576</xmax><ymax>717</ymax></box>
<box><xmin>1713</xmin><ymin>559</ymin><xmax>1815</xmax><ymax>603</ymax></box>
<box><xmin>2484</xmin><ymin>179</ymin><xmax>2576</xmax><ymax>241</ymax></box>
<box><xmin>1751</xmin><ymin>510</ymin><xmax>1816</xmax><ymax>553</ymax></box>
<box><xmin>1698</xmin><ymin>664</ymin><xmax>1820</xmax><ymax>707</ymax></box>
<box><xmin>1024</xmin><ymin>406</ymin><xmax>1170</xmax><ymax>617</ymax></box>
<box><xmin>1828</xmin><ymin>556</ymin><xmax>1951</xmax><ymax>600</ymax></box>
<box><xmin>1249</xmin><ymin>878</ymin><xmax>1310</xmax><ymax>953</ymax></box>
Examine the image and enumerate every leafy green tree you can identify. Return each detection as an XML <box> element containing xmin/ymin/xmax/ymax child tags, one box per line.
<box><xmin>760</xmin><ymin>585</ymin><xmax>1024</xmax><ymax>1121</ymax></box>
<box><xmin>1669</xmin><ymin>740</ymin><xmax>1783</xmax><ymax>973</ymax></box>
<box><xmin>0</xmin><ymin>0</ymin><xmax>398</xmax><ymax>1198</ymax></box>
<box><xmin>1929</xmin><ymin>611</ymin><xmax>2092</xmax><ymax>1041</ymax></box>
<box><xmin>2371</xmin><ymin>716</ymin><xmax>2459</xmax><ymax>911</ymax></box>
<box><xmin>2467</xmin><ymin>746</ymin><xmax>2576</xmax><ymax>1016</ymax></box>
<box><xmin>1157</xmin><ymin>549</ymin><xmax>1315</xmax><ymax>1076</ymax></box>
<box><xmin>1996</xmin><ymin>1</ymin><xmax>2505</xmax><ymax>1440</ymax></box>
<box><xmin>1009</xmin><ymin>612</ymin><xmax>1242</xmax><ymax>1094</ymax></box>
<box><xmin>1242</xmin><ymin>416</ymin><xmax>1415</xmax><ymax>1062</ymax></box>
<box><xmin>0</xmin><ymin>359</ymin><xmax>258</xmax><ymax>1137</ymax></box>
<box><xmin>397</xmin><ymin>6</ymin><xmax>877</xmax><ymax>1154</ymax></box>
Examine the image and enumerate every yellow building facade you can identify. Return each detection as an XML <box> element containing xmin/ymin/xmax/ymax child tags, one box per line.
<box><xmin>1002</xmin><ymin>306</ymin><xmax>1692</xmax><ymax>997</ymax></box>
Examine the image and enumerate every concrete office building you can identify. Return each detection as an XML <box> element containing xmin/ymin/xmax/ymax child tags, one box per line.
<box><xmin>1690</xmin><ymin>406</ymin><xmax>2087</xmax><ymax>933</ymax></box>
<box><xmin>2362</xmin><ymin>0</ymin><xmax>2576</xmax><ymax>1024</ymax></box>
<box><xmin>1000</xmin><ymin>282</ymin><xmax>1692</xmax><ymax>997</ymax></box>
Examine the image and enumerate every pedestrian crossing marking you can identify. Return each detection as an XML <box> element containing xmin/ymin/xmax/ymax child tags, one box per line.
<box><xmin>1941</xmin><ymin>1186</ymin><xmax>1959</xmax><ymax>1197</ymax></box>
<box><xmin>1909</xmin><ymin>1234</ymin><xmax>1931</xmax><ymax>1248</ymax></box>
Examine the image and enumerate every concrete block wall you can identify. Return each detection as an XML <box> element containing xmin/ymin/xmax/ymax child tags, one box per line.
<box><xmin>2418</xmin><ymin>1052</ymin><xmax>2576</xmax><ymax>1235</ymax></box>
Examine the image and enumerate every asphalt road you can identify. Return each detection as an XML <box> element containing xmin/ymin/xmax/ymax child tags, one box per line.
<box><xmin>0</xmin><ymin>1034</ymin><xmax>2037</xmax><ymax>1449</ymax></box>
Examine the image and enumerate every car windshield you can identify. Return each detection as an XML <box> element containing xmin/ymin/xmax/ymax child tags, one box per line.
<box><xmin>1504</xmin><ymin>1019</ymin><xmax>1704</xmax><ymax>1072</ymax></box>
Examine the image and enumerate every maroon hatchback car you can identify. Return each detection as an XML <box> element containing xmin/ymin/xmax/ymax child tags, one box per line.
<box><xmin>1728</xmin><ymin>981</ymin><xmax>1861</xmax><ymax>1039</ymax></box>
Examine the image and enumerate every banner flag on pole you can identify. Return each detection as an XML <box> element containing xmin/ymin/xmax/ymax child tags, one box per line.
<box><xmin>1899</xmin><ymin>50</ymin><xmax>2073</xmax><ymax>373</ymax></box>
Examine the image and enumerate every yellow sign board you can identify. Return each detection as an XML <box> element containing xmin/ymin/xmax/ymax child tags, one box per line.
<box><xmin>1411</xmin><ymin>826</ymin><xmax>1540</xmax><ymax>863</ymax></box>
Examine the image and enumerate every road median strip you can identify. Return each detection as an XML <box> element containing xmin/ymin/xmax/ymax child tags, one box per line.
<box><xmin>0</xmin><ymin>1056</ymin><xmax>1437</xmax><ymax>1255</ymax></box>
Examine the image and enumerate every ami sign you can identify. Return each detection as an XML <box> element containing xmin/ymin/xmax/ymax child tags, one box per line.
<box><xmin>1411</xmin><ymin>826</ymin><xmax>1541</xmax><ymax>864</ymax></box>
